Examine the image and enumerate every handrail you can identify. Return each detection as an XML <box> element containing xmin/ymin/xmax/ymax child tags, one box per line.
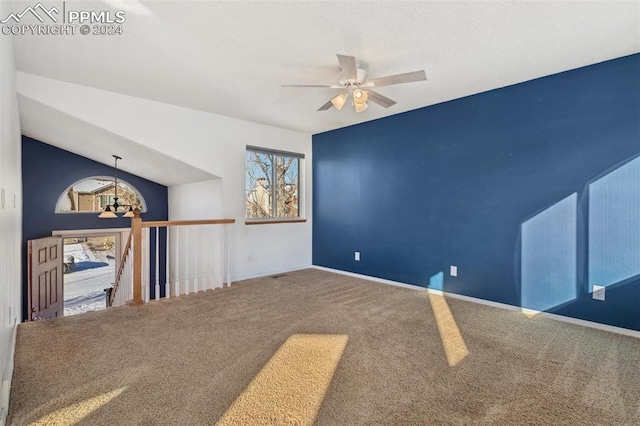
<box><xmin>142</xmin><ymin>219</ymin><xmax>235</xmax><ymax>228</ymax></box>
<box><xmin>107</xmin><ymin>210</ymin><xmax>236</xmax><ymax>307</ymax></box>
<box><xmin>109</xmin><ymin>231</ymin><xmax>133</xmax><ymax>306</ymax></box>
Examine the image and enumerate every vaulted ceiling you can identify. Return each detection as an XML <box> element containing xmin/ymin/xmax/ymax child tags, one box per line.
<box><xmin>9</xmin><ymin>0</ymin><xmax>640</xmax><ymax>182</ymax></box>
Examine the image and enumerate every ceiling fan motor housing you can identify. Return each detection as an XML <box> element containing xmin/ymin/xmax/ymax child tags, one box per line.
<box><xmin>339</xmin><ymin>68</ymin><xmax>368</xmax><ymax>86</ymax></box>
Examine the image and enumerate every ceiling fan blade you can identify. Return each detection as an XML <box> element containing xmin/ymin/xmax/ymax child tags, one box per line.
<box><xmin>364</xmin><ymin>70</ymin><xmax>426</xmax><ymax>87</ymax></box>
<box><xmin>317</xmin><ymin>99</ymin><xmax>334</xmax><ymax>111</ymax></box>
<box><xmin>282</xmin><ymin>84</ymin><xmax>342</xmax><ymax>88</ymax></box>
<box><xmin>337</xmin><ymin>54</ymin><xmax>357</xmax><ymax>83</ymax></box>
<box><xmin>367</xmin><ymin>90</ymin><xmax>397</xmax><ymax>108</ymax></box>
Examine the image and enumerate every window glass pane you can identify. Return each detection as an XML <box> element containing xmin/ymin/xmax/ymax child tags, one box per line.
<box><xmin>56</xmin><ymin>178</ymin><xmax>146</xmax><ymax>213</ymax></box>
<box><xmin>276</xmin><ymin>155</ymin><xmax>299</xmax><ymax>218</ymax></box>
<box><xmin>246</xmin><ymin>151</ymin><xmax>274</xmax><ymax>218</ymax></box>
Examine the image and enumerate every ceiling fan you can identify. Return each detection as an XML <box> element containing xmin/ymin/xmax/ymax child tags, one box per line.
<box><xmin>283</xmin><ymin>54</ymin><xmax>427</xmax><ymax>113</ymax></box>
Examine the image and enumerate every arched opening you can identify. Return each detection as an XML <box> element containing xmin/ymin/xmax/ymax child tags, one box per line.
<box><xmin>55</xmin><ymin>176</ymin><xmax>147</xmax><ymax>214</ymax></box>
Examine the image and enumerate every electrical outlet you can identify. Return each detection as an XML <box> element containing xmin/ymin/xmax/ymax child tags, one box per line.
<box><xmin>0</xmin><ymin>187</ymin><xmax>5</xmax><ymax>209</ymax></box>
<box><xmin>354</xmin><ymin>252</ymin><xmax>360</xmax><ymax>261</ymax></box>
<box><xmin>450</xmin><ymin>266</ymin><xmax>458</xmax><ymax>277</ymax></box>
<box><xmin>593</xmin><ymin>285</ymin><xmax>605</xmax><ymax>301</ymax></box>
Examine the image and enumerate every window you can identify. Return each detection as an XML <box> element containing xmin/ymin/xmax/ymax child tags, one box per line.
<box><xmin>55</xmin><ymin>177</ymin><xmax>147</xmax><ymax>213</ymax></box>
<box><xmin>99</xmin><ymin>195</ymin><xmax>116</xmax><ymax>209</ymax></box>
<box><xmin>246</xmin><ymin>146</ymin><xmax>303</xmax><ymax>220</ymax></box>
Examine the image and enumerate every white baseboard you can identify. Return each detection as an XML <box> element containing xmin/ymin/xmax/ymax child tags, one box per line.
<box><xmin>233</xmin><ymin>265</ymin><xmax>313</xmax><ymax>283</ymax></box>
<box><xmin>312</xmin><ymin>265</ymin><xmax>640</xmax><ymax>339</ymax></box>
<box><xmin>1</xmin><ymin>321</ymin><xmax>18</xmax><ymax>426</ymax></box>
<box><xmin>311</xmin><ymin>265</ymin><xmax>427</xmax><ymax>291</ymax></box>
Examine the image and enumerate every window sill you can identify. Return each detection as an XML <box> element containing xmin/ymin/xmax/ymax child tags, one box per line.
<box><xmin>245</xmin><ymin>219</ymin><xmax>307</xmax><ymax>225</ymax></box>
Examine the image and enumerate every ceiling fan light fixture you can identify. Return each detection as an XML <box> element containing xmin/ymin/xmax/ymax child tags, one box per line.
<box><xmin>354</xmin><ymin>102</ymin><xmax>368</xmax><ymax>113</ymax></box>
<box><xmin>353</xmin><ymin>88</ymin><xmax>369</xmax><ymax>113</ymax></box>
<box><xmin>331</xmin><ymin>92</ymin><xmax>349</xmax><ymax>110</ymax></box>
<box><xmin>353</xmin><ymin>89</ymin><xmax>368</xmax><ymax>104</ymax></box>
<box><xmin>287</xmin><ymin>54</ymin><xmax>425</xmax><ymax>113</ymax></box>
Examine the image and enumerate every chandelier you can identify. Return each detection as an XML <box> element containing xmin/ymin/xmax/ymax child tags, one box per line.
<box><xmin>98</xmin><ymin>155</ymin><xmax>135</xmax><ymax>218</ymax></box>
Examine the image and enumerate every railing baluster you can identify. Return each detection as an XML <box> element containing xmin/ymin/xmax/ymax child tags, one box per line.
<box><xmin>175</xmin><ymin>226</ymin><xmax>180</xmax><ymax>297</ymax></box>
<box><xmin>185</xmin><ymin>226</ymin><xmax>190</xmax><ymax>295</ymax></box>
<box><xmin>213</xmin><ymin>225</ymin><xmax>219</xmax><ymax>289</ymax></box>
<box><xmin>155</xmin><ymin>226</ymin><xmax>160</xmax><ymax>301</ymax></box>
<box><xmin>129</xmin><ymin>246</ymin><xmax>133</xmax><ymax>301</ymax></box>
<box><xmin>199</xmin><ymin>225</ymin><xmax>204</xmax><ymax>291</ymax></box>
<box><xmin>123</xmin><ymin>257</ymin><xmax>126</xmax><ymax>302</ymax></box>
<box><xmin>130</xmin><ymin>251</ymin><xmax>132</xmax><ymax>302</ymax></box>
<box><xmin>207</xmin><ymin>225</ymin><xmax>213</xmax><ymax>291</ymax></box>
<box><xmin>200</xmin><ymin>225</ymin><xmax>204</xmax><ymax>291</ymax></box>
<box><xmin>217</xmin><ymin>226</ymin><xmax>223</xmax><ymax>288</ymax></box>
<box><xmin>142</xmin><ymin>228</ymin><xmax>146</xmax><ymax>302</ymax></box>
<box><xmin>204</xmin><ymin>225</ymin><xmax>208</xmax><ymax>290</ymax></box>
<box><xmin>140</xmin><ymin>230</ymin><xmax>144</xmax><ymax>302</ymax></box>
<box><xmin>123</xmin><ymin>247</ymin><xmax>127</xmax><ymax>304</ymax></box>
<box><xmin>144</xmin><ymin>227</ymin><xmax>150</xmax><ymax>303</ymax></box>
<box><xmin>194</xmin><ymin>225</ymin><xmax>199</xmax><ymax>293</ymax></box>
<box><xmin>226</xmin><ymin>223</ymin><xmax>232</xmax><ymax>286</ymax></box>
<box><xmin>126</xmin><ymin>242</ymin><xmax>131</xmax><ymax>304</ymax></box>
<box><xmin>203</xmin><ymin>225</ymin><xmax>208</xmax><ymax>291</ymax></box>
<box><xmin>165</xmin><ymin>226</ymin><xmax>170</xmax><ymax>299</ymax></box>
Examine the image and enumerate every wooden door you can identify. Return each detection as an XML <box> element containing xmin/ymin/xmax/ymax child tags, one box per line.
<box><xmin>28</xmin><ymin>236</ymin><xmax>63</xmax><ymax>320</ymax></box>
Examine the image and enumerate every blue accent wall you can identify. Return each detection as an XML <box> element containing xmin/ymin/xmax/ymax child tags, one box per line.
<box><xmin>22</xmin><ymin>137</ymin><xmax>169</xmax><ymax>319</ymax></box>
<box><xmin>313</xmin><ymin>54</ymin><xmax>640</xmax><ymax>331</ymax></box>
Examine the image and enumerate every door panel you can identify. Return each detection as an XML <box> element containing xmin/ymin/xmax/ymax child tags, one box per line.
<box><xmin>28</xmin><ymin>236</ymin><xmax>63</xmax><ymax>320</ymax></box>
<box><xmin>50</xmin><ymin>269</ymin><xmax>58</xmax><ymax>304</ymax></box>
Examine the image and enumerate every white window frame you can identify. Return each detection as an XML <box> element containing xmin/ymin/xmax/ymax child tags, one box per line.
<box><xmin>245</xmin><ymin>146</ymin><xmax>305</xmax><ymax>224</ymax></box>
<box><xmin>55</xmin><ymin>176</ymin><xmax>147</xmax><ymax>214</ymax></box>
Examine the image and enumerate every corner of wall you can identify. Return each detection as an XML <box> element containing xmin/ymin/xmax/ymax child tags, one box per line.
<box><xmin>0</xmin><ymin>0</ymin><xmax>23</xmax><ymax>421</ymax></box>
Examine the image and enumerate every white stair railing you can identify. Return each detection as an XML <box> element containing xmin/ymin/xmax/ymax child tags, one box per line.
<box><xmin>140</xmin><ymin>218</ymin><xmax>234</xmax><ymax>301</ymax></box>
<box><xmin>108</xmin><ymin>211</ymin><xmax>235</xmax><ymax>306</ymax></box>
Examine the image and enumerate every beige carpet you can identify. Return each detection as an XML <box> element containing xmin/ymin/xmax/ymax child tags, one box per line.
<box><xmin>8</xmin><ymin>269</ymin><xmax>640</xmax><ymax>425</ymax></box>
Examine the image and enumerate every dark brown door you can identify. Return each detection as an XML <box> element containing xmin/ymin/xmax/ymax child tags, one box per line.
<box><xmin>28</xmin><ymin>236</ymin><xmax>63</xmax><ymax>320</ymax></box>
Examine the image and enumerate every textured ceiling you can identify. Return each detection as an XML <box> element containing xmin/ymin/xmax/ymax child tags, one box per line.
<box><xmin>10</xmin><ymin>0</ymin><xmax>640</xmax><ymax>135</ymax></box>
<box><xmin>18</xmin><ymin>95</ymin><xmax>217</xmax><ymax>186</ymax></box>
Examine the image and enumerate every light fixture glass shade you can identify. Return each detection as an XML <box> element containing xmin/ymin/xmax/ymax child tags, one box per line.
<box><xmin>331</xmin><ymin>92</ymin><xmax>349</xmax><ymax>111</ymax></box>
<box><xmin>98</xmin><ymin>207</ymin><xmax>117</xmax><ymax>219</ymax></box>
<box><xmin>353</xmin><ymin>89</ymin><xmax>368</xmax><ymax>104</ymax></box>
<box><xmin>353</xmin><ymin>89</ymin><xmax>368</xmax><ymax>113</ymax></box>
<box><xmin>355</xmin><ymin>102</ymin><xmax>368</xmax><ymax>113</ymax></box>
<box><xmin>123</xmin><ymin>207</ymin><xmax>135</xmax><ymax>218</ymax></box>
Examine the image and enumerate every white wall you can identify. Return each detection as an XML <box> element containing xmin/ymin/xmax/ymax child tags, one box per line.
<box><xmin>169</xmin><ymin>179</ymin><xmax>223</xmax><ymax>219</ymax></box>
<box><xmin>18</xmin><ymin>73</ymin><xmax>313</xmax><ymax>282</ymax></box>
<box><xmin>0</xmin><ymin>0</ymin><xmax>23</xmax><ymax>422</ymax></box>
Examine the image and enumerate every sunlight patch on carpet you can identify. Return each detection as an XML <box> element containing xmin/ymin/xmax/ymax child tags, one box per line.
<box><xmin>31</xmin><ymin>387</ymin><xmax>126</xmax><ymax>426</ymax></box>
<box><xmin>428</xmin><ymin>292</ymin><xmax>469</xmax><ymax>366</ymax></box>
<box><xmin>216</xmin><ymin>334</ymin><xmax>348</xmax><ymax>425</ymax></box>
